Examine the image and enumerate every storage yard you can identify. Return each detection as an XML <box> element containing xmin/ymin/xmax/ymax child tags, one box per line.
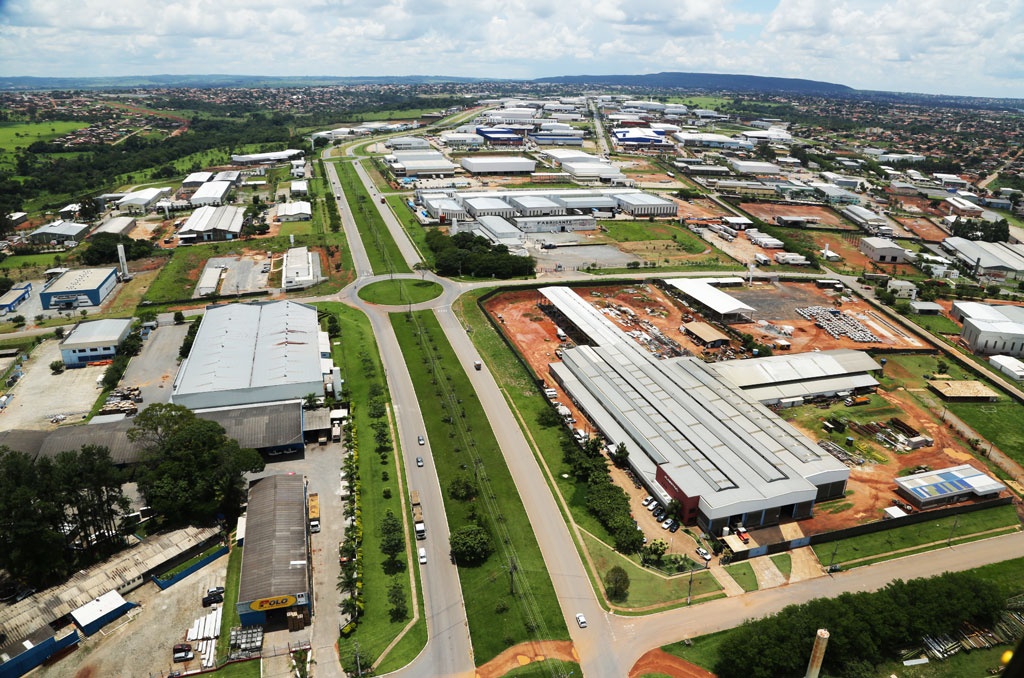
<box><xmin>894</xmin><ymin>216</ymin><xmax>950</xmax><ymax>242</ymax></box>
<box><xmin>673</xmin><ymin>197</ymin><xmax>732</xmax><ymax>220</ymax></box>
<box><xmin>729</xmin><ymin>281</ymin><xmax>929</xmax><ymax>351</ymax></box>
<box><xmin>738</xmin><ymin>202</ymin><xmax>856</xmax><ymax>229</ymax></box>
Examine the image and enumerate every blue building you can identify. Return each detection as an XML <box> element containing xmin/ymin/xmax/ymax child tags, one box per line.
<box><xmin>40</xmin><ymin>268</ymin><xmax>118</xmax><ymax>311</ymax></box>
<box><xmin>60</xmin><ymin>318</ymin><xmax>132</xmax><ymax>368</ymax></box>
<box><xmin>0</xmin><ymin>628</ymin><xmax>80</xmax><ymax>678</ymax></box>
<box><xmin>0</xmin><ymin>283</ymin><xmax>31</xmax><ymax>316</ymax></box>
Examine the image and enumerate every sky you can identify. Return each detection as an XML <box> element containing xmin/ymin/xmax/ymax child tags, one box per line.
<box><xmin>1</xmin><ymin>0</ymin><xmax>1023</xmax><ymax>98</ymax></box>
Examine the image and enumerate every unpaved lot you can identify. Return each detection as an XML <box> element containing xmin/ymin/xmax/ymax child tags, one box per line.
<box><xmin>0</xmin><ymin>340</ymin><xmax>106</xmax><ymax>429</ymax></box>
<box><xmin>34</xmin><ymin>555</ymin><xmax>229</xmax><ymax>678</ymax></box>
<box><xmin>739</xmin><ymin>202</ymin><xmax>856</xmax><ymax>229</ymax></box>
<box><xmin>896</xmin><ymin>216</ymin><xmax>950</xmax><ymax>242</ymax></box>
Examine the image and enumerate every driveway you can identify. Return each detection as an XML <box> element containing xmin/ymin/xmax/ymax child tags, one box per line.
<box><xmin>122</xmin><ymin>323</ymin><xmax>190</xmax><ymax>404</ymax></box>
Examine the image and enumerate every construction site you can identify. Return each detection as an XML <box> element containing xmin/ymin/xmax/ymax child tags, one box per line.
<box><xmin>737</xmin><ymin>202</ymin><xmax>856</xmax><ymax>229</ymax></box>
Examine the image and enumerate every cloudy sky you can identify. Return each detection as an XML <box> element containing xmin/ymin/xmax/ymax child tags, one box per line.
<box><xmin>2</xmin><ymin>0</ymin><xmax>1022</xmax><ymax>98</ymax></box>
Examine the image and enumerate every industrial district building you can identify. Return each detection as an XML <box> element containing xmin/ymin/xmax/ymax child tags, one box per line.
<box><xmin>460</xmin><ymin>156</ymin><xmax>537</xmax><ymax>174</ymax></box>
<box><xmin>91</xmin><ymin>216</ymin><xmax>136</xmax><ymax>238</ymax></box>
<box><xmin>236</xmin><ymin>474</ymin><xmax>311</xmax><ymax>626</ymax></box>
<box><xmin>843</xmin><ymin>205</ymin><xmax>887</xmax><ymax>230</ymax></box>
<box><xmin>385</xmin><ymin>150</ymin><xmax>456</xmax><ymax>177</ymax></box>
<box><xmin>182</xmin><ymin>171</ymin><xmax>214</xmax><ymax>188</ymax></box>
<box><xmin>60</xmin><ymin>319</ymin><xmax>132</xmax><ymax>367</ymax></box>
<box><xmin>859</xmin><ymin>237</ymin><xmax>909</xmax><ymax>263</ymax></box>
<box><xmin>117</xmin><ymin>187</ymin><xmax>172</xmax><ymax>213</ymax></box>
<box><xmin>942</xmin><ymin>237</ymin><xmax>1024</xmax><ymax>279</ymax></box>
<box><xmin>231</xmin><ymin>150</ymin><xmax>303</xmax><ymax>165</ymax></box>
<box><xmin>0</xmin><ymin>284</ymin><xmax>31</xmax><ymax>316</ymax></box>
<box><xmin>171</xmin><ymin>301</ymin><xmax>329</xmax><ymax>410</ymax></box>
<box><xmin>386</xmin><ymin>136</ymin><xmax>430</xmax><ymax>150</ymax></box>
<box><xmin>278</xmin><ymin>201</ymin><xmax>312</xmax><ymax>221</ymax></box>
<box><xmin>894</xmin><ymin>464</ymin><xmax>1004</xmax><ymax>509</ymax></box>
<box><xmin>40</xmin><ymin>268</ymin><xmax>118</xmax><ymax>310</ymax></box>
<box><xmin>282</xmin><ymin>246</ymin><xmax>324</xmax><ymax>291</ymax></box>
<box><xmin>953</xmin><ymin>301</ymin><xmax>1024</xmax><ymax>356</ymax></box>
<box><xmin>990</xmin><ymin>354</ymin><xmax>1024</xmax><ymax>381</ymax></box>
<box><xmin>709</xmin><ymin>349</ymin><xmax>881</xmax><ymax>405</ymax></box>
<box><xmin>178</xmin><ymin>205</ymin><xmax>244</xmax><ymax>242</ymax></box>
<box><xmin>540</xmin><ymin>286</ymin><xmax>849</xmax><ymax>534</ymax></box>
<box><xmin>190</xmin><ymin>180</ymin><xmax>232</xmax><ymax>207</ymax></box>
<box><xmin>28</xmin><ymin>220</ymin><xmax>89</xmax><ymax>245</ymax></box>
<box><xmin>662</xmin><ymin>278</ymin><xmax>754</xmax><ymax>322</ymax></box>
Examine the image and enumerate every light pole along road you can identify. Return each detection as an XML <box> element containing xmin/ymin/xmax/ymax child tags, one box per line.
<box><xmin>316</xmin><ymin>134</ymin><xmax>1024</xmax><ymax>678</ymax></box>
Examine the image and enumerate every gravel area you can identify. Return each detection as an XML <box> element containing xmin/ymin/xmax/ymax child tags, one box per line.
<box><xmin>0</xmin><ymin>340</ymin><xmax>106</xmax><ymax>429</ymax></box>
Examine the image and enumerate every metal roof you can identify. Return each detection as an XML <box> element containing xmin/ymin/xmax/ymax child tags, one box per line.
<box><xmin>710</xmin><ymin>349</ymin><xmax>881</xmax><ymax>389</ymax></box>
<box><xmin>62</xmin><ymin>319</ymin><xmax>133</xmax><ymax>348</ymax></box>
<box><xmin>45</xmin><ymin>268</ymin><xmax>117</xmax><ymax>294</ymax></box>
<box><xmin>944</xmin><ymin>237</ymin><xmax>1024</xmax><ymax>273</ymax></box>
<box><xmin>895</xmin><ymin>464</ymin><xmax>1004</xmax><ymax>500</ymax></box>
<box><xmin>183</xmin><ymin>171</ymin><xmax>213</xmax><ymax>184</ymax></box>
<box><xmin>614</xmin><ymin>192</ymin><xmax>675</xmax><ymax>207</ymax></box>
<box><xmin>92</xmin><ymin>216</ymin><xmax>136</xmax><ymax>237</ymax></box>
<box><xmin>172</xmin><ymin>301</ymin><xmax>323</xmax><ymax>401</ymax></box>
<box><xmin>180</xmin><ymin>205</ymin><xmax>244</xmax><ymax>236</ymax></box>
<box><xmin>30</xmin><ymin>220</ymin><xmax>89</xmax><ymax>240</ymax></box>
<box><xmin>278</xmin><ymin>201</ymin><xmax>312</xmax><ymax>218</ymax></box>
<box><xmin>663</xmin><ymin>278</ymin><xmax>755</xmax><ymax>316</ymax></box>
<box><xmin>237</xmin><ymin>475</ymin><xmax>309</xmax><ymax>604</ymax></box>
<box><xmin>464</xmin><ymin>197</ymin><xmax>513</xmax><ymax>211</ymax></box>
<box><xmin>231</xmin><ymin>150</ymin><xmax>303</xmax><ymax>163</ymax></box>
<box><xmin>71</xmin><ymin>590</ymin><xmax>129</xmax><ymax>628</ymax></box>
<box><xmin>190</xmin><ymin>181</ymin><xmax>232</xmax><ymax>202</ymax></box>
<box><xmin>192</xmin><ymin>402</ymin><xmax>305</xmax><ymax>450</ymax></box>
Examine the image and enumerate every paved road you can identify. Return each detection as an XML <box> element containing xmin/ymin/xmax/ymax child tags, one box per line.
<box><xmin>121</xmin><ymin>322</ymin><xmax>189</xmax><ymax>404</ymax></box>
<box><xmin>590</xmin><ymin>100</ymin><xmax>610</xmax><ymax>156</ymax></box>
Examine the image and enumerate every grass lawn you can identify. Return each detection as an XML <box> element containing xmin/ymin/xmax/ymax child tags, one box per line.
<box><xmin>580</xmin><ymin>531</ymin><xmax>721</xmax><ymax>608</ymax></box>
<box><xmin>769</xmin><ymin>553</ymin><xmax>791</xmax><ymax>579</ymax></box>
<box><xmin>661</xmin><ymin>628</ymin><xmax>734</xmax><ymax>671</ymax></box>
<box><xmin>811</xmin><ymin>504</ymin><xmax>1020</xmax><ymax>566</ymax></box>
<box><xmin>950</xmin><ymin>402</ymin><xmax>1024</xmax><ymax>467</ymax></box>
<box><xmin>390</xmin><ymin>310</ymin><xmax>569</xmax><ymax>664</ymax></box>
<box><xmin>212</xmin><ymin>659</ymin><xmax>261</xmax><ymax>677</ymax></box>
<box><xmin>279</xmin><ymin>220</ymin><xmax>313</xmax><ymax>236</ymax></box>
<box><xmin>874</xmin><ymin>646</ymin><xmax>1012</xmax><ymax>678</ymax></box>
<box><xmin>723</xmin><ymin>562</ymin><xmax>758</xmax><ymax>592</ymax></box>
<box><xmin>338</xmin><ymin>161</ymin><xmax>411</xmax><ymax>275</ymax></box>
<box><xmin>0</xmin><ymin>120</ymin><xmax>87</xmax><ymax>152</ymax></box>
<box><xmin>360</xmin><ymin>159</ymin><xmax>393</xmax><ymax>192</ymax></box>
<box><xmin>906</xmin><ymin>313</ymin><xmax>962</xmax><ymax>335</ymax></box>
<box><xmin>314</xmin><ymin>303</ymin><xmax>425</xmax><ymax>672</ymax></box>
<box><xmin>0</xmin><ymin>250</ymin><xmax>76</xmax><ymax>275</ymax></box>
<box><xmin>499</xmin><ymin>660</ymin><xmax>582</xmax><ymax>678</ymax></box>
<box><xmin>599</xmin><ymin>221</ymin><xmax>707</xmax><ymax>253</ymax></box>
<box><xmin>357</xmin><ymin>279</ymin><xmax>441</xmax><ymax>306</ymax></box>
<box><xmin>216</xmin><ymin>545</ymin><xmax>244</xmax><ymax>660</ymax></box>
<box><xmin>384</xmin><ymin>195</ymin><xmax>434</xmax><ymax>266</ymax></box>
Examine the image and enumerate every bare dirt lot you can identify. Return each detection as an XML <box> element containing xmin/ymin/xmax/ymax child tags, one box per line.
<box><xmin>738</xmin><ymin>202</ymin><xmax>856</xmax><ymax>230</ymax></box>
<box><xmin>0</xmin><ymin>340</ymin><xmax>106</xmax><ymax>430</ymax></box>
<box><xmin>890</xmin><ymin>193</ymin><xmax>946</xmax><ymax>217</ymax></box>
<box><xmin>895</xmin><ymin>216</ymin><xmax>950</xmax><ymax>242</ymax></box>
<box><xmin>729</xmin><ymin>282</ymin><xmax>929</xmax><ymax>351</ymax></box>
<box><xmin>672</xmin><ymin>197</ymin><xmax>731</xmax><ymax>220</ymax></box>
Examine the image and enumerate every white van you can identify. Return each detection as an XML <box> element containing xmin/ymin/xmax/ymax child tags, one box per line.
<box><xmin>754</xmin><ymin>253</ymin><xmax>771</xmax><ymax>266</ymax></box>
<box><xmin>418</xmin><ymin>547</ymin><xmax>427</xmax><ymax>564</ymax></box>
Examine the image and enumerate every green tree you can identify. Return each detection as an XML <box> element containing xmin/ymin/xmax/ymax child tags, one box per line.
<box><xmin>609</xmin><ymin>442</ymin><xmax>629</xmax><ymax>467</ymax></box>
<box><xmin>173</xmin><ymin>311</ymin><xmax>185</xmax><ymax>324</ymax></box>
<box><xmin>0</xmin><ymin>447</ymin><xmax>68</xmax><ymax>585</ymax></box>
<box><xmin>604</xmin><ymin>565</ymin><xmax>630</xmax><ymax>601</ymax></box>
<box><xmin>128</xmin><ymin>404</ymin><xmax>264</xmax><ymax>524</ymax></box>
<box><xmin>49</xmin><ymin>360</ymin><xmax>65</xmax><ymax>374</ymax></box>
<box><xmin>641</xmin><ymin>538</ymin><xmax>668</xmax><ymax>565</ymax></box>
<box><xmin>379</xmin><ymin>510</ymin><xmax>404</xmax><ymax>562</ymax></box>
<box><xmin>303</xmin><ymin>392</ymin><xmax>320</xmax><ymax>410</ymax></box>
<box><xmin>449</xmin><ymin>524</ymin><xmax>492</xmax><ymax>565</ymax></box>
<box><xmin>387</xmin><ymin>577</ymin><xmax>407</xmax><ymax>622</ymax></box>
<box><xmin>447</xmin><ymin>474</ymin><xmax>476</xmax><ymax>501</ymax></box>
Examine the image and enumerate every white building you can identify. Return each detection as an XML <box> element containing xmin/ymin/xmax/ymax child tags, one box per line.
<box><xmin>886</xmin><ymin>279</ymin><xmax>918</xmax><ymax>299</ymax></box>
<box><xmin>178</xmin><ymin>205</ymin><xmax>244</xmax><ymax>242</ymax></box>
<box><xmin>614</xmin><ymin>193</ymin><xmax>677</xmax><ymax>217</ymax></box>
<box><xmin>505</xmin><ymin>195</ymin><xmax>565</xmax><ymax>217</ymax></box>
<box><xmin>190</xmin><ymin>181</ymin><xmax>232</xmax><ymax>207</ymax></box>
<box><xmin>386</xmin><ymin>136</ymin><xmax>431</xmax><ymax>151</ymax></box>
<box><xmin>463</xmin><ymin>197</ymin><xmax>516</xmax><ymax>218</ymax></box>
<box><xmin>843</xmin><ymin>205</ymin><xmax>888</xmax><ymax>230</ymax></box>
<box><xmin>278</xmin><ymin>201</ymin><xmax>312</xmax><ymax>222</ymax></box>
<box><xmin>728</xmin><ymin>159</ymin><xmax>781</xmax><ymax>175</ymax></box>
<box><xmin>440</xmin><ymin>132</ymin><xmax>484</xmax><ymax>147</ymax></box>
<box><xmin>954</xmin><ymin>302</ymin><xmax>1024</xmax><ymax>356</ymax></box>
<box><xmin>117</xmin><ymin>187</ymin><xmax>172</xmax><ymax>213</ymax></box>
<box><xmin>990</xmin><ymin>354</ymin><xmax>1024</xmax><ymax>381</ymax></box>
<box><xmin>282</xmin><ymin>246</ymin><xmax>324</xmax><ymax>291</ymax></box>
<box><xmin>182</xmin><ymin>171</ymin><xmax>213</xmax><ymax>188</ymax></box>
<box><xmin>860</xmin><ymin>237</ymin><xmax>909</xmax><ymax>263</ymax></box>
<box><xmin>231</xmin><ymin>150</ymin><xmax>303</xmax><ymax>165</ymax></box>
<box><xmin>460</xmin><ymin>156</ymin><xmax>537</xmax><ymax>174</ymax></box>
<box><xmin>291</xmin><ymin>181</ymin><xmax>308</xmax><ymax>195</ymax></box>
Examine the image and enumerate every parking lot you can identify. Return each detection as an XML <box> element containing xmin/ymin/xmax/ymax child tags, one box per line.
<box><xmin>122</xmin><ymin>323</ymin><xmax>190</xmax><ymax>404</ymax></box>
<box><xmin>0</xmin><ymin>340</ymin><xmax>106</xmax><ymax>429</ymax></box>
<box><xmin>33</xmin><ymin>556</ymin><xmax>230</xmax><ymax>678</ymax></box>
<box><xmin>196</xmin><ymin>256</ymin><xmax>272</xmax><ymax>298</ymax></box>
<box><xmin>529</xmin><ymin>243</ymin><xmax>639</xmax><ymax>272</ymax></box>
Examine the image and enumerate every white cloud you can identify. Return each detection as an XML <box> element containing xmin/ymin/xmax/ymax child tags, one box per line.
<box><xmin>0</xmin><ymin>0</ymin><xmax>1023</xmax><ymax>97</ymax></box>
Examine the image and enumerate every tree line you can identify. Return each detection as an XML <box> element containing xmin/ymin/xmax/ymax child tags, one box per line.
<box><xmin>425</xmin><ymin>230</ymin><xmax>536</xmax><ymax>279</ymax></box>
<box><xmin>715</xmin><ymin>570</ymin><xmax>1005</xmax><ymax>678</ymax></box>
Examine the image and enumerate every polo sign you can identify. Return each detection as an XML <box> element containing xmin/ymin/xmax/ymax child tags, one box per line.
<box><xmin>249</xmin><ymin>595</ymin><xmax>296</xmax><ymax>612</ymax></box>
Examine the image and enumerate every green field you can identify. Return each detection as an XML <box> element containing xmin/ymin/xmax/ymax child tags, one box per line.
<box><xmin>723</xmin><ymin>562</ymin><xmax>758</xmax><ymax>592</ymax></box>
<box><xmin>0</xmin><ymin>120</ymin><xmax>87</xmax><ymax>153</ymax></box>
<box><xmin>811</xmin><ymin>504</ymin><xmax>1020</xmax><ymax>566</ymax></box>
<box><xmin>212</xmin><ymin>659</ymin><xmax>261</xmax><ymax>677</ymax></box>
<box><xmin>336</xmin><ymin>108</ymin><xmax>439</xmax><ymax>123</ymax></box>
<box><xmin>338</xmin><ymin>161</ymin><xmax>411</xmax><ymax>275</ymax></box>
<box><xmin>216</xmin><ymin>545</ymin><xmax>244</xmax><ymax>660</ymax></box>
<box><xmin>357</xmin><ymin>279</ymin><xmax>442</xmax><ymax>306</ymax></box>
<box><xmin>316</xmin><ymin>302</ymin><xmax>425</xmax><ymax>672</ymax></box>
<box><xmin>906</xmin><ymin>312</ymin><xmax>962</xmax><ymax>335</ymax></box>
<box><xmin>384</xmin><ymin>195</ymin><xmax>434</xmax><ymax>266</ymax></box>
<box><xmin>580</xmin><ymin>531</ymin><xmax>721</xmax><ymax>609</ymax></box>
<box><xmin>600</xmin><ymin>221</ymin><xmax>707</xmax><ymax>253</ymax></box>
<box><xmin>769</xmin><ymin>553</ymin><xmax>791</xmax><ymax>579</ymax></box>
<box><xmin>390</xmin><ymin>310</ymin><xmax>569</xmax><ymax>665</ymax></box>
<box><xmin>951</xmin><ymin>402</ymin><xmax>1024</xmax><ymax>467</ymax></box>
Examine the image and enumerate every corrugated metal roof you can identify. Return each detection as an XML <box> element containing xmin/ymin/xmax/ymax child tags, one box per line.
<box><xmin>237</xmin><ymin>475</ymin><xmax>308</xmax><ymax>604</ymax></box>
<box><xmin>62</xmin><ymin>319</ymin><xmax>133</xmax><ymax>348</ymax></box>
<box><xmin>664</xmin><ymin>278</ymin><xmax>755</xmax><ymax>316</ymax></box>
<box><xmin>709</xmin><ymin>349</ymin><xmax>881</xmax><ymax>389</ymax></box>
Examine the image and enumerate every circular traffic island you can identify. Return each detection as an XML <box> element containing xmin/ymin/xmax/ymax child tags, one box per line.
<box><xmin>357</xmin><ymin>279</ymin><xmax>443</xmax><ymax>306</ymax></box>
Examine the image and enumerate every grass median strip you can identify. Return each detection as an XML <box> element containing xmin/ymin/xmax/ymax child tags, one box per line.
<box><xmin>216</xmin><ymin>544</ymin><xmax>244</xmax><ymax>660</ymax></box>
<box><xmin>337</xmin><ymin>161</ymin><xmax>411</xmax><ymax>275</ymax></box>
<box><xmin>315</xmin><ymin>302</ymin><xmax>425</xmax><ymax>672</ymax></box>
<box><xmin>384</xmin><ymin>195</ymin><xmax>434</xmax><ymax>267</ymax></box>
<box><xmin>390</xmin><ymin>309</ymin><xmax>569</xmax><ymax>665</ymax></box>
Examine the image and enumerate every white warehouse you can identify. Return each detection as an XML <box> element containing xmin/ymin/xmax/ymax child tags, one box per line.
<box><xmin>614</xmin><ymin>193</ymin><xmax>677</xmax><ymax>217</ymax></box>
<box><xmin>460</xmin><ymin>156</ymin><xmax>537</xmax><ymax>174</ymax></box>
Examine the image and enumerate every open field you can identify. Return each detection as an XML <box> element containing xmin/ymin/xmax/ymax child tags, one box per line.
<box><xmin>592</xmin><ymin>220</ymin><xmax>737</xmax><ymax>268</ymax></box>
<box><xmin>391</xmin><ymin>310</ymin><xmax>569</xmax><ymax>664</ymax></box>
<box><xmin>729</xmin><ymin>281</ymin><xmax>929</xmax><ymax>351</ymax></box>
<box><xmin>673</xmin><ymin>197</ymin><xmax>730</xmax><ymax>220</ymax></box>
<box><xmin>315</xmin><ymin>302</ymin><xmax>425</xmax><ymax>671</ymax></box>
<box><xmin>737</xmin><ymin>202</ymin><xmax>856</xmax><ymax>229</ymax></box>
<box><xmin>810</xmin><ymin>504</ymin><xmax>1020</xmax><ymax>566</ymax></box>
<box><xmin>338</xmin><ymin>161</ymin><xmax>411</xmax><ymax>275</ymax></box>
<box><xmin>0</xmin><ymin>120</ymin><xmax>88</xmax><ymax>153</ymax></box>
<box><xmin>895</xmin><ymin>216</ymin><xmax>950</xmax><ymax>242</ymax></box>
<box><xmin>357</xmin><ymin>279</ymin><xmax>441</xmax><ymax>305</ymax></box>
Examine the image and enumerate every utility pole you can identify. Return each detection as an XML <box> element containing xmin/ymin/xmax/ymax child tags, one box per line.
<box><xmin>828</xmin><ymin>542</ymin><xmax>839</xmax><ymax>571</ymax></box>
<box><xmin>353</xmin><ymin>639</ymin><xmax>362</xmax><ymax>677</ymax></box>
<box><xmin>947</xmin><ymin>516</ymin><xmax>959</xmax><ymax>547</ymax></box>
<box><xmin>687</xmin><ymin>565</ymin><xmax>694</xmax><ymax>605</ymax></box>
<box><xmin>509</xmin><ymin>556</ymin><xmax>518</xmax><ymax>595</ymax></box>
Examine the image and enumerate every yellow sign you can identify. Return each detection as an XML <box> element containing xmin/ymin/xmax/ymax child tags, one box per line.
<box><xmin>249</xmin><ymin>595</ymin><xmax>297</xmax><ymax>612</ymax></box>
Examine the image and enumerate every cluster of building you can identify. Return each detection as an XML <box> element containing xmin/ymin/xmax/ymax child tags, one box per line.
<box><xmin>952</xmin><ymin>301</ymin><xmax>1024</xmax><ymax>357</ymax></box>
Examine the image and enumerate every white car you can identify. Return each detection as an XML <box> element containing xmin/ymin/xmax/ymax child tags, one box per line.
<box><xmin>575</xmin><ymin>613</ymin><xmax>587</xmax><ymax>628</ymax></box>
<box><xmin>696</xmin><ymin>546</ymin><xmax>711</xmax><ymax>561</ymax></box>
<box><xmin>661</xmin><ymin>519</ymin><xmax>673</xmax><ymax>530</ymax></box>
<box><xmin>646</xmin><ymin>502</ymin><xmax>658</xmax><ymax>512</ymax></box>
<box><xmin>641</xmin><ymin>496</ymin><xmax>653</xmax><ymax>507</ymax></box>
<box><xmin>418</xmin><ymin>547</ymin><xmax>427</xmax><ymax>564</ymax></box>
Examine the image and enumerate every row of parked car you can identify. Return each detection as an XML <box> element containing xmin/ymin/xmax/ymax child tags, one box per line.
<box><xmin>641</xmin><ymin>495</ymin><xmax>681</xmax><ymax>533</ymax></box>
<box><xmin>173</xmin><ymin>587</ymin><xmax>226</xmax><ymax>664</ymax></box>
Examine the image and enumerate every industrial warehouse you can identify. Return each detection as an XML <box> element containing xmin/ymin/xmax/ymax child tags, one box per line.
<box><xmin>40</xmin><ymin>267</ymin><xmax>119</xmax><ymax>310</ymax></box>
<box><xmin>236</xmin><ymin>474</ymin><xmax>311</xmax><ymax>627</ymax></box>
<box><xmin>171</xmin><ymin>300</ymin><xmax>336</xmax><ymax>410</ymax></box>
<box><xmin>540</xmin><ymin>286</ymin><xmax>850</xmax><ymax>534</ymax></box>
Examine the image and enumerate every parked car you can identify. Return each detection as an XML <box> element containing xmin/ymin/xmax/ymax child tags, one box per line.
<box><xmin>416</xmin><ymin>456</ymin><xmax>424</xmax><ymax>467</ymax></box>
<box><xmin>207</xmin><ymin>587</ymin><xmax>225</xmax><ymax>596</ymax></box>
<box><xmin>202</xmin><ymin>593</ymin><xmax>223</xmax><ymax>607</ymax></box>
<box><xmin>736</xmin><ymin>526</ymin><xmax>749</xmax><ymax>544</ymax></box>
<box><xmin>641</xmin><ymin>496</ymin><xmax>653</xmax><ymax>507</ymax></box>
<box><xmin>173</xmin><ymin>644</ymin><xmax>192</xmax><ymax>654</ymax></box>
<box><xmin>173</xmin><ymin>650</ymin><xmax>194</xmax><ymax>663</ymax></box>
<box><xmin>646</xmin><ymin>502</ymin><xmax>658</xmax><ymax>512</ymax></box>
<box><xmin>696</xmin><ymin>546</ymin><xmax>711</xmax><ymax>561</ymax></box>
<box><xmin>669</xmin><ymin>522</ymin><xmax>680</xmax><ymax>533</ymax></box>
<box><xmin>661</xmin><ymin>519</ymin><xmax>673</xmax><ymax>530</ymax></box>
<box><xmin>575</xmin><ymin>613</ymin><xmax>587</xmax><ymax>628</ymax></box>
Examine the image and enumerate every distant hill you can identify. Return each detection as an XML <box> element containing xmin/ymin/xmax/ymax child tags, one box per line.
<box><xmin>533</xmin><ymin>71</ymin><xmax>854</xmax><ymax>95</ymax></box>
<box><xmin>0</xmin><ymin>74</ymin><xmax>488</xmax><ymax>90</ymax></box>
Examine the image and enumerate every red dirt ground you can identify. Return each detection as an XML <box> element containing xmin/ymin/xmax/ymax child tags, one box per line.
<box><xmin>892</xmin><ymin>194</ymin><xmax>947</xmax><ymax>217</ymax></box>
<box><xmin>895</xmin><ymin>216</ymin><xmax>950</xmax><ymax>242</ymax></box>
<box><xmin>629</xmin><ymin>649</ymin><xmax>716</xmax><ymax>678</ymax></box>
<box><xmin>671</xmin><ymin>196</ymin><xmax>730</xmax><ymax>220</ymax></box>
<box><xmin>738</xmin><ymin>202</ymin><xmax>855</xmax><ymax>229</ymax></box>
<box><xmin>475</xmin><ymin>641</ymin><xmax>578</xmax><ymax>678</ymax></box>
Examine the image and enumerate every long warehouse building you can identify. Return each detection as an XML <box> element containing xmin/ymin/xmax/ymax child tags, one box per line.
<box><xmin>540</xmin><ymin>286</ymin><xmax>849</xmax><ymax>535</ymax></box>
